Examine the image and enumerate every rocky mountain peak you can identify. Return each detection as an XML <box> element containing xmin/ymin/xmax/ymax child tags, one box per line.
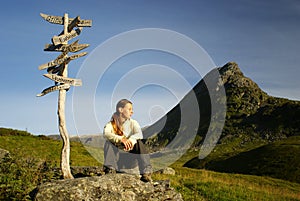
<box><xmin>217</xmin><ymin>62</ymin><xmax>268</xmax><ymax>117</ymax></box>
<box><xmin>145</xmin><ymin>61</ymin><xmax>300</xmax><ymax>149</ymax></box>
<box><xmin>219</xmin><ymin>62</ymin><xmax>260</xmax><ymax>90</ymax></box>
<box><xmin>218</xmin><ymin>61</ymin><xmax>243</xmax><ymax>78</ymax></box>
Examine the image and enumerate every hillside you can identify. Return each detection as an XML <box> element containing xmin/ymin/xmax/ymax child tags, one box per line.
<box><xmin>1</xmin><ymin>128</ymin><xmax>300</xmax><ymax>200</ymax></box>
<box><xmin>1</xmin><ymin>62</ymin><xmax>300</xmax><ymax>199</ymax></box>
<box><xmin>143</xmin><ymin>62</ymin><xmax>300</xmax><ymax>182</ymax></box>
<box><xmin>184</xmin><ymin>136</ymin><xmax>300</xmax><ymax>183</ymax></box>
<box><xmin>144</xmin><ymin>62</ymin><xmax>300</xmax><ymax>148</ymax></box>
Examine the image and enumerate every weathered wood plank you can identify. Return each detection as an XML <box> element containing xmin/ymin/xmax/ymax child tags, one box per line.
<box><xmin>43</xmin><ymin>74</ymin><xmax>82</xmax><ymax>86</ymax></box>
<box><xmin>68</xmin><ymin>16</ymin><xmax>80</xmax><ymax>32</ymax></box>
<box><xmin>57</xmin><ymin>16</ymin><xmax>81</xmax><ymax>36</ymax></box>
<box><xmin>36</xmin><ymin>84</ymin><xmax>70</xmax><ymax>97</ymax></box>
<box><xmin>58</xmin><ymin>13</ymin><xmax>74</xmax><ymax>180</ymax></box>
<box><xmin>39</xmin><ymin>53</ymin><xmax>68</xmax><ymax>70</ymax></box>
<box><xmin>52</xmin><ymin>28</ymin><xmax>82</xmax><ymax>45</ymax></box>
<box><xmin>38</xmin><ymin>52</ymin><xmax>88</xmax><ymax>70</ymax></box>
<box><xmin>44</xmin><ymin>40</ymin><xmax>89</xmax><ymax>52</ymax></box>
<box><xmin>47</xmin><ymin>65</ymin><xmax>64</xmax><ymax>75</ymax></box>
<box><xmin>40</xmin><ymin>13</ymin><xmax>92</xmax><ymax>27</ymax></box>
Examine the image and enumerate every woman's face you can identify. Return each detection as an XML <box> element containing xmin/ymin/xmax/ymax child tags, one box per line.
<box><xmin>119</xmin><ymin>103</ymin><xmax>133</xmax><ymax>120</ymax></box>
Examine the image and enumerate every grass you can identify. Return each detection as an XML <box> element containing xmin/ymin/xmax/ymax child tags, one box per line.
<box><xmin>153</xmin><ymin>168</ymin><xmax>300</xmax><ymax>201</ymax></box>
<box><xmin>0</xmin><ymin>135</ymin><xmax>101</xmax><ymax>167</ymax></box>
<box><xmin>184</xmin><ymin>136</ymin><xmax>300</xmax><ymax>184</ymax></box>
<box><xmin>1</xmin><ymin>128</ymin><xmax>300</xmax><ymax>200</ymax></box>
<box><xmin>0</xmin><ymin>132</ymin><xmax>102</xmax><ymax>200</ymax></box>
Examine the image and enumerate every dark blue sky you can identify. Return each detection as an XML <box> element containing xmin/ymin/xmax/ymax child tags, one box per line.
<box><xmin>0</xmin><ymin>0</ymin><xmax>299</xmax><ymax>135</ymax></box>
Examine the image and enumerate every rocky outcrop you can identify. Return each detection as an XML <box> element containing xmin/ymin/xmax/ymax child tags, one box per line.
<box><xmin>71</xmin><ymin>166</ymin><xmax>104</xmax><ymax>177</ymax></box>
<box><xmin>219</xmin><ymin>62</ymin><xmax>268</xmax><ymax>117</ymax></box>
<box><xmin>0</xmin><ymin>148</ymin><xmax>10</xmax><ymax>161</ymax></box>
<box><xmin>156</xmin><ymin>167</ymin><xmax>176</xmax><ymax>175</ymax></box>
<box><xmin>144</xmin><ymin>61</ymin><xmax>300</xmax><ymax>150</ymax></box>
<box><xmin>32</xmin><ymin>174</ymin><xmax>182</xmax><ymax>201</ymax></box>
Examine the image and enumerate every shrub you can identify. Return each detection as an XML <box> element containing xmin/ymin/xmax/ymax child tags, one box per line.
<box><xmin>0</xmin><ymin>128</ymin><xmax>31</xmax><ymax>137</ymax></box>
<box><xmin>0</xmin><ymin>154</ymin><xmax>57</xmax><ymax>200</ymax></box>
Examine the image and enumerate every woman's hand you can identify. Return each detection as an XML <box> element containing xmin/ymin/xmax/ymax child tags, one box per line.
<box><xmin>121</xmin><ymin>137</ymin><xmax>133</xmax><ymax>151</ymax></box>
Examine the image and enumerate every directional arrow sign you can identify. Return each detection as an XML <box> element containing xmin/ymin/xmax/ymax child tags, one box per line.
<box><xmin>37</xmin><ymin>84</ymin><xmax>70</xmax><ymax>97</ymax></box>
<box><xmin>43</xmin><ymin>74</ymin><xmax>82</xmax><ymax>86</ymax></box>
<box><xmin>57</xmin><ymin>16</ymin><xmax>81</xmax><ymax>36</ymax></box>
<box><xmin>38</xmin><ymin>52</ymin><xmax>88</xmax><ymax>70</ymax></box>
<box><xmin>44</xmin><ymin>40</ymin><xmax>89</xmax><ymax>52</ymax></box>
<box><xmin>47</xmin><ymin>64</ymin><xmax>64</xmax><ymax>75</ymax></box>
<box><xmin>52</xmin><ymin>28</ymin><xmax>82</xmax><ymax>46</ymax></box>
<box><xmin>68</xmin><ymin>16</ymin><xmax>80</xmax><ymax>32</ymax></box>
<box><xmin>40</xmin><ymin>13</ymin><xmax>92</xmax><ymax>27</ymax></box>
<box><xmin>39</xmin><ymin>54</ymin><xmax>69</xmax><ymax>70</ymax></box>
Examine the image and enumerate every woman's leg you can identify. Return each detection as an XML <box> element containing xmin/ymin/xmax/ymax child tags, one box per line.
<box><xmin>130</xmin><ymin>140</ymin><xmax>152</xmax><ymax>174</ymax></box>
<box><xmin>103</xmin><ymin>140</ymin><xmax>119</xmax><ymax>173</ymax></box>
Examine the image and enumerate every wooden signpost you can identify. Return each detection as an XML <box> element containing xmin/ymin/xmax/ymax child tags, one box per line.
<box><xmin>40</xmin><ymin>13</ymin><xmax>92</xmax><ymax>27</ymax></box>
<box><xmin>38</xmin><ymin>52</ymin><xmax>87</xmax><ymax>70</ymax></box>
<box><xmin>44</xmin><ymin>39</ymin><xmax>89</xmax><ymax>52</ymax></box>
<box><xmin>52</xmin><ymin>28</ymin><xmax>82</xmax><ymax>45</ymax></box>
<box><xmin>37</xmin><ymin>13</ymin><xmax>92</xmax><ymax>179</ymax></box>
<box><xmin>43</xmin><ymin>74</ymin><xmax>82</xmax><ymax>86</ymax></box>
<box><xmin>37</xmin><ymin>84</ymin><xmax>71</xmax><ymax>97</ymax></box>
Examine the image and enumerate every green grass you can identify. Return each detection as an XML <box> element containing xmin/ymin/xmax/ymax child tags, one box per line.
<box><xmin>153</xmin><ymin>168</ymin><xmax>300</xmax><ymax>201</ymax></box>
<box><xmin>1</xmin><ymin>128</ymin><xmax>300</xmax><ymax>200</ymax></box>
<box><xmin>0</xmin><ymin>131</ymin><xmax>102</xmax><ymax>200</ymax></box>
<box><xmin>0</xmin><ymin>135</ymin><xmax>101</xmax><ymax>167</ymax></box>
<box><xmin>184</xmin><ymin>136</ymin><xmax>300</xmax><ymax>184</ymax></box>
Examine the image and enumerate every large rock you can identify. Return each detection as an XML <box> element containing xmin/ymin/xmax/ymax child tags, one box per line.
<box><xmin>0</xmin><ymin>148</ymin><xmax>10</xmax><ymax>161</ymax></box>
<box><xmin>156</xmin><ymin>167</ymin><xmax>176</xmax><ymax>175</ymax></box>
<box><xmin>33</xmin><ymin>174</ymin><xmax>182</xmax><ymax>201</ymax></box>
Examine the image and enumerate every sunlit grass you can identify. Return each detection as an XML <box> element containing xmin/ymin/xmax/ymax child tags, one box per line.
<box><xmin>1</xmin><ymin>131</ymin><xmax>300</xmax><ymax>201</ymax></box>
<box><xmin>153</xmin><ymin>168</ymin><xmax>300</xmax><ymax>201</ymax></box>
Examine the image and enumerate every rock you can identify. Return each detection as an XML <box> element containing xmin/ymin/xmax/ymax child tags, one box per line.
<box><xmin>0</xmin><ymin>148</ymin><xmax>10</xmax><ymax>161</ymax></box>
<box><xmin>157</xmin><ymin>167</ymin><xmax>176</xmax><ymax>175</ymax></box>
<box><xmin>71</xmin><ymin>166</ymin><xmax>104</xmax><ymax>177</ymax></box>
<box><xmin>32</xmin><ymin>174</ymin><xmax>183</xmax><ymax>201</ymax></box>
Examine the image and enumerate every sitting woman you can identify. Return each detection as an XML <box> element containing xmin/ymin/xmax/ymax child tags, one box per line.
<box><xmin>103</xmin><ymin>99</ymin><xmax>152</xmax><ymax>182</ymax></box>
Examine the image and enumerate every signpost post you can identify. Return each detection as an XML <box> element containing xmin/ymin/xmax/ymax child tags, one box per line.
<box><xmin>37</xmin><ymin>13</ymin><xmax>92</xmax><ymax>179</ymax></box>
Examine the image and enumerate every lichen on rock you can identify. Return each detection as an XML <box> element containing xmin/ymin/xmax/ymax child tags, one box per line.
<box><xmin>32</xmin><ymin>173</ymin><xmax>182</xmax><ymax>201</ymax></box>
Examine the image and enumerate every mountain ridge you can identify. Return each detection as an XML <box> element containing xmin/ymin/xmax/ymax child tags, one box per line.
<box><xmin>142</xmin><ymin>61</ymin><xmax>300</xmax><ymax>183</ymax></box>
<box><xmin>144</xmin><ymin>62</ymin><xmax>300</xmax><ymax>149</ymax></box>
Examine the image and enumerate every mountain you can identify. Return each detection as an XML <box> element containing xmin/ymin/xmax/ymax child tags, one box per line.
<box><xmin>143</xmin><ymin>62</ymin><xmax>300</xmax><ymax>182</ymax></box>
<box><xmin>144</xmin><ymin>62</ymin><xmax>300</xmax><ymax>148</ymax></box>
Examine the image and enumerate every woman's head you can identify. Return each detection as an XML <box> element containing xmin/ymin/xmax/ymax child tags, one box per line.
<box><xmin>116</xmin><ymin>99</ymin><xmax>133</xmax><ymax>120</ymax></box>
<box><xmin>111</xmin><ymin>99</ymin><xmax>133</xmax><ymax>135</ymax></box>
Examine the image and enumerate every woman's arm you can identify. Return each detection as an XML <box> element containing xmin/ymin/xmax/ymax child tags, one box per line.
<box><xmin>103</xmin><ymin>122</ymin><xmax>124</xmax><ymax>144</ymax></box>
<box><xmin>127</xmin><ymin>119</ymin><xmax>143</xmax><ymax>145</ymax></box>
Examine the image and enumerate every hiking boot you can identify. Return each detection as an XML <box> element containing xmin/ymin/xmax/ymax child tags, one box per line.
<box><xmin>103</xmin><ymin>166</ymin><xmax>116</xmax><ymax>174</ymax></box>
<box><xmin>140</xmin><ymin>173</ymin><xmax>152</xmax><ymax>183</ymax></box>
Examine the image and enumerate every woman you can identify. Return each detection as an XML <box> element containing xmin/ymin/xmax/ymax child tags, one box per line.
<box><xmin>103</xmin><ymin>99</ymin><xmax>152</xmax><ymax>182</ymax></box>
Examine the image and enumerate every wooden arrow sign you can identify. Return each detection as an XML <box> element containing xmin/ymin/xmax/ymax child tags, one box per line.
<box><xmin>37</xmin><ymin>84</ymin><xmax>70</xmax><ymax>97</ymax></box>
<box><xmin>56</xmin><ymin>16</ymin><xmax>81</xmax><ymax>36</ymax></box>
<box><xmin>39</xmin><ymin>54</ymin><xmax>68</xmax><ymax>70</ymax></box>
<box><xmin>52</xmin><ymin>28</ymin><xmax>82</xmax><ymax>45</ymax></box>
<box><xmin>68</xmin><ymin>16</ymin><xmax>80</xmax><ymax>32</ymax></box>
<box><xmin>47</xmin><ymin>64</ymin><xmax>64</xmax><ymax>75</ymax></box>
<box><xmin>43</xmin><ymin>74</ymin><xmax>82</xmax><ymax>86</ymax></box>
<box><xmin>44</xmin><ymin>40</ymin><xmax>89</xmax><ymax>52</ymax></box>
<box><xmin>40</xmin><ymin>13</ymin><xmax>92</xmax><ymax>27</ymax></box>
<box><xmin>38</xmin><ymin>52</ymin><xmax>88</xmax><ymax>70</ymax></box>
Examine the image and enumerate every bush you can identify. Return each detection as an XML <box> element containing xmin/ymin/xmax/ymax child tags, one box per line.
<box><xmin>0</xmin><ymin>128</ymin><xmax>31</xmax><ymax>137</ymax></box>
<box><xmin>0</xmin><ymin>154</ymin><xmax>57</xmax><ymax>200</ymax></box>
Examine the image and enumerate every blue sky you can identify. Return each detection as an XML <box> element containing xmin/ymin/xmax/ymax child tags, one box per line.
<box><xmin>1</xmin><ymin>0</ymin><xmax>299</xmax><ymax>135</ymax></box>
